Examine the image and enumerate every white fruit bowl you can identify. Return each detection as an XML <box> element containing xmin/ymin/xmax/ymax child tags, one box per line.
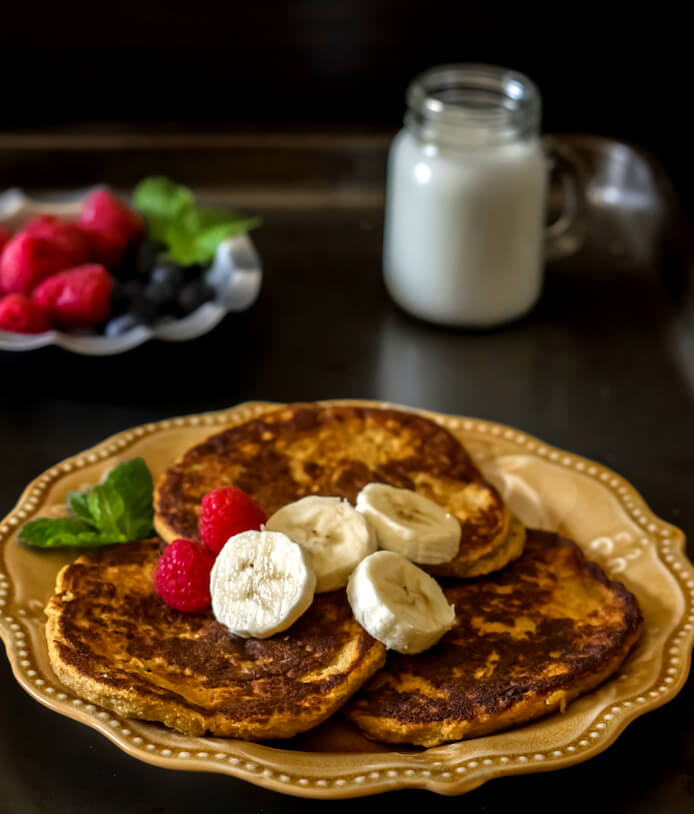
<box><xmin>0</xmin><ymin>187</ymin><xmax>263</xmax><ymax>355</ymax></box>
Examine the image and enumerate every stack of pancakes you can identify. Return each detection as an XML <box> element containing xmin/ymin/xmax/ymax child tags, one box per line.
<box><xmin>45</xmin><ymin>403</ymin><xmax>642</xmax><ymax>746</ymax></box>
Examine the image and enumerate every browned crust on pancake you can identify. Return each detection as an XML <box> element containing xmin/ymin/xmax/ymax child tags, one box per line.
<box><xmin>344</xmin><ymin>530</ymin><xmax>643</xmax><ymax>746</ymax></box>
<box><xmin>45</xmin><ymin>540</ymin><xmax>386</xmax><ymax>739</ymax></box>
<box><xmin>425</xmin><ymin>513</ymin><xmax>526</xmax><ymax>578</ymax></box>
<box><xmin>154</xmin><ymin>403</ymin><xmax>515</xmax><ymax>576</ymax></box>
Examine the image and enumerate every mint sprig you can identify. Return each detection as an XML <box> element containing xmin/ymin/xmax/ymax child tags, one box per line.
<box><xmin>17</xmin><ymin>518</ymin><xmax>125</xmax><ymax>549</ymax></box>
<box><xmin>19</xmin><ymin>458</ymin><xmax>154</xmax><ymax>549</ymax></box>
<box><xmin>133</xmin><ymin>176</ymin><xmax>261</xmax><ymax>267</ymax></box>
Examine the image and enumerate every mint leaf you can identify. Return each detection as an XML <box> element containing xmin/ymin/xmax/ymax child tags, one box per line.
<box><xmin>133</xmin><ymin>176</ymin><xmax>194</xmax><ymax>219</ymax></box>
<box><xmin>18</xmin><ymin>518</ymin><xmax>127</xmax><ymax>549</ymax></box>
<box><xmin>163</xmin><ymin>224</ymin><xmax>206</xmax><ymax>266</ymax></box>
<box><xmin>189</xmin><ymin>206</ymin><xmax>245</xmax><ymax>227</ymax></box>
<box><xmin>87</xmin><ymin>483</ymin><xmax>125</xmax><ymax>535</ymax></box>
<box><xmin>68</xmin><ymin>490</ymin><xmax>97</xmax><ymax>526</ymax></box>
<box><xmin>164</xmin><ymin>215</ymin><xmax>262</xmax><ymax>266</ymax></box>
<box><xmin>18</xmin><ymin>458</ymin><xmax>155</xmax><ymax>549</ymax></box>
<box><xmin>133</xmin><ymin>176</ymin><xmax>195</xmax><ymax>245</ymax></box>
<box><xmin>193</xmin><ymin>217</ymin><xmax>262</xmax><ymax>256</ymax></box>
<box><xmin>102</xmin><ymin>457</ymin><xmax>154</xmax><ymax>539</ymax></box>
<box><xmin>133</xmin><ymin>176</ymin><xmax>261</xmax><ymax>267</ymax></box>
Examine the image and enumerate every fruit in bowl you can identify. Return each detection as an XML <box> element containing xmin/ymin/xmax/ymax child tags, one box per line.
<box><xmin>0</xmin><ymin>178</ymin><xmax>261</xmax><ymax>337</ymax></box>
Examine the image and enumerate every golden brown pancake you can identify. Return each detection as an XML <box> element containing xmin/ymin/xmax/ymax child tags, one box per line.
<box><xmin>154</xmin><ymin>403</ymin><xmax>521</xmax><ymax>577</ymax></box>
<box><xmin>344</xmin><ymin>530</ymin><xmax>643</xmax><ymax>747</ymax></box>
<box><xmin>45</xmin><ymin>539</ymin><xmax>386</xmax><ymax>739</ymax></box>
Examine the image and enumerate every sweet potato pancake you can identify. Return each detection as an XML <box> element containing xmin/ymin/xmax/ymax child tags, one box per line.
<box><xmin>344</xmin><ymin>530</ymin><xmax>643</xmax><ymax>746</ymax></box>
<box><xmin>45</xmin><ymin>540</ymin><xmax>386</xmax><ymax>739</ymax></box>
<box><xmin>154</xmin><ymin>403</ymin><xmax>521</xmax><ymax>577</ymax></box>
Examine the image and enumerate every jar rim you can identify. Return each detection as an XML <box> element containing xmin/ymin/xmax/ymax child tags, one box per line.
<box><xmin>406</xmin><ymin>63</ymin><xmax>541</xmax><ymax>142</ymax></box>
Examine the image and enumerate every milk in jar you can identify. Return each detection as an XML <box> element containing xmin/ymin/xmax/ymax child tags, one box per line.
<box><xmin>383</xmin><ymin>64</ymin><xmax>548</xmax><ymax>327</ymax></box>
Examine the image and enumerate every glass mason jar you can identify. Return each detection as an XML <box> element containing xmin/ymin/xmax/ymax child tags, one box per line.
<box><xmin>383</xmin><ymin>64</ymin><xmax>577</xmax><ymax>327</ymax></box>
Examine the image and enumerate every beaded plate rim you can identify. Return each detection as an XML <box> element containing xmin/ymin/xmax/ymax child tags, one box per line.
<box><xmin>0</xmin><ymin>399</ymin><xmax>692</xmax><ymax>799</ymax></box>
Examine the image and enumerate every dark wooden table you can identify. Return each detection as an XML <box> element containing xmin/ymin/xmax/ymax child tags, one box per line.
<box><xmin>0</xmin><ymin>133</ymin><xmax>692</xmax><ymax>812</ymax></box>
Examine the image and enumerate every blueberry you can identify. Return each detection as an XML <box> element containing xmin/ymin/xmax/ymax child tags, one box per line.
<box><xmin>177</xmin><ymin>279</ymin><xmax>215</xmax><ymax>315</ymax></box>
<box><xmin>150</xmin><ymin>262</ymin><xmax>185</xmax><ymax>290</ymax></box>
<box><xmin>104</xmin><ymin>312</ymin><xmax>147</xmax><ymax>337</ymax></box>
<box><xmin>144</xmin><ymin>279</ymin><xmax>177</xmax><ymax>308</ymax></box>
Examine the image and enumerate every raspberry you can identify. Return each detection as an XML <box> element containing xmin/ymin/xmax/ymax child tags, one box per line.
<box><xmin>32</xmin><ymin>264</ymin><xmax>113</xmax><ymax>327</ymax></box>
<box><xmin>0</xmin><ymin>225</ymin><xmax>89</xmax><ymax>296</ymax></box>
<box><xmin>78</xmin><ymin>189</ymin><xmax>143</xmax><ymax>240</ymax></box>
<box><xmin>154</xmin><ymin>538</ymin><xmax>215</xmax><ymax>613</ymax></box>
<box><xmin>0</xmin><ymin>293</ymin><xmax>52</xmax><ymax>333</ymax></box>
<box><xmin>24</xmin><ymin>215</ymin><xmax>90</xmax><ymax>264</ymax></box>
<box><xmin>199</xmin><ymin>487</ymin><xmax>267</xmax><ymax>555</ymax></box>
<box><xmin>78</xmin><ymin>190</ymin><xmax>144</xmax><ymax>269</ymax></box>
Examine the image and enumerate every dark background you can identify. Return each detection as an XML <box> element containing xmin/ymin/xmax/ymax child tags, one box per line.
<box><xmin>2</xmin><ymin>0</ymin><xmax>690</xmax><ymax>202</ymax></box>
<box><xmin>0</xmin><ymin>0</ymin><xmax>668</xmax><ymax>129</ymax></box>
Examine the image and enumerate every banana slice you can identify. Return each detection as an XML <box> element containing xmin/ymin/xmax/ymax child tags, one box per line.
<box><xmin>210</xmin><ymin>530</ymin><xmax>316</xmax><ymax>638</ymax></box>
<box><xmin>265</xmin><ymin>495</ymin><xmax>375</xmax><ymax>592</ymax></box>
<box><xmin>347</xmin><ymin>550</ymin><xmax>455</xmax><ymax>654</ymax></box>
<box><xmin>356</xmin><ymin>483</ymin><xmax>461</xmax><ymax>565</ymax></box>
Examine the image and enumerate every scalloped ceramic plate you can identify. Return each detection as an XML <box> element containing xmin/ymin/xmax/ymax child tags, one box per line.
<box><xmin>0</xmin><ymin>188</ymin><xmax>262</xmax><ymax>355</ymax></box>
<box><xmin>0</xmin><ymin>400</ymin><xmax>692</xmax><ymax>799</ymax></box>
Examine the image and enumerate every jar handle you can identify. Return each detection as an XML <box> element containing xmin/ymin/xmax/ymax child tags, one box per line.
<box><xmin>543</xmin><ymin>136</ymin><xmax>587</xmax><ymax>262</ymax></box>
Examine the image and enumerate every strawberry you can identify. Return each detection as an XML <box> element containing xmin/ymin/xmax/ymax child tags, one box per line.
<box><xmin>0</xmin><ymin>293</ymin><xmax>52</xmax><ymax>333</ymax></box>
<box><xmin>154</xmin><ymin>538</ymin><xmax>215</xmax><ymax>613</ymax></box>
<box><xmin>0</xmin><ymin>224</ymin><xmax>89</xmax><ymax>296</ymax></box>
<box><xmin>199</xmin><ymin>487</ymin><xmax>268</xmax><ymax>556</ymax></box>
<box><xmin>32</xmin><ymin>264</ymin><xmax>113</xmax><ymax>327</ymax></box>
